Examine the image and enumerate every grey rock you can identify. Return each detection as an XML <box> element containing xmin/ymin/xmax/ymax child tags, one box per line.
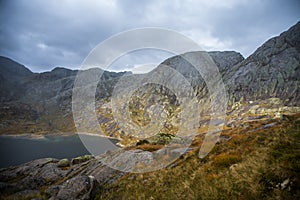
<box><xmin>0</xmin><ymin>56</ymin><xmax>33</xmax><ymax>102</ymax></box>
<box><xmin>101</xmin><ymin>149</ymin><xmax>153</xmax><ymax>172</ymax></box>
<box><xmin>55</xmin><ymin>175</ymin><xmax>99</xmax><ymax>200</ymax></box>
<box><xmin>1</xmin><ymin>189</ymin><xmax>42</xmax><ymax>200</ymax></box>
<box><xmin>226</xmin><ymin>22</ymin><xmax>300</xmax><ymax>107</ymax></box>
<box><xmin>280</xmin><ymin>178</ymin><xmax>290</xmax><ymax>190</ymax></box>
<box><xmin>0</xmin><ymin>154</ymin><xmax>123</xmax><ymax>199</ymax></box>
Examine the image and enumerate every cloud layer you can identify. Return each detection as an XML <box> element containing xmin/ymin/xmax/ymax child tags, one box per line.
<box><xmin>0</xmin><ymin>0</ymin><xmax>299</xmax><ymax>72</ymax></box>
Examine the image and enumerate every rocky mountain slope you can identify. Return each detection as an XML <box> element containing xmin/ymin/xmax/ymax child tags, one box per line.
<box><xmin>0</xmin><ymin>21</ymin><xmax>300</xmax><ymax>199</ymax></box>
<box><xmin>0</xmin><ymin>58</ymin><xmax>129</xmax><ymax>135</ymax></box>
<box><xmin>0</xmin><ymin>51</ymin><xmax>243</xmax><ymax>137</ymax></box>
<box><xmin>157</xmin><ymin>22</ymin><xmax>300</xmax><ymax>108</ymax></box>
<box><xmin>226</xmin><ymin>21</ymin><xmax>300</xmax><ymax>107</ymax></box>
<box><xmin>0</xmin><ymin>22</ymin><xmax>299</xmax><ymax>141</ymax></box>
<box><xmin>94</xmin><ymin>22</ymin><xmax>300</xmax><ymax>144</ymax></box>
<box><xmin>0</xmin><ymin>57</ymin><xmax>32</xmax><ymax>102</ymax></box>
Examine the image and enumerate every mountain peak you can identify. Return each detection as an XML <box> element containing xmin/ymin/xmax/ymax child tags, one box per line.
<box><xmin>227</xmin><ymin>21</ymin><xmax>300</xmax><ymax>106</ymax></box>
<box><xmin>281</xmin><ymin>21</ymin><xmax>300</xmax><ymax>50</ymax></box>
<box><xmin>51</xmin><ymin>66</ymin><xmax>74</xmax><ymax>72</ymax></box>
<box><xmin>0</xmin><ymin>56</ymin><xmax>33</xmax><ymax>79</ymax></box>
<box><xmin>250</xmin><ymin>21</ymin><xmax>300</xmax><ymax>61</ymax></box>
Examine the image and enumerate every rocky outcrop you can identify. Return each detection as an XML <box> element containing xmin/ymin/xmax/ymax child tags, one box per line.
<box><xmin>156</xmin><ymin>51</ymin><xmax>244</xmax><ymax>98</ymax></box>
<box><xmin>226</xmin><ymin>22</ymin><xmax>300</xmax><ymax>107</ymax></box>
<box><xmin>0</xmin><ymin>156</ymin><xmax>123</xmax><ymax>199</ymax></box>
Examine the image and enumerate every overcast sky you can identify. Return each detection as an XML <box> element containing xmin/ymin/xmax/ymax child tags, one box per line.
<box><xmin>0</xmin><ymin>0</ymin><xmax>299</xmax><ymax>73</ymax></box>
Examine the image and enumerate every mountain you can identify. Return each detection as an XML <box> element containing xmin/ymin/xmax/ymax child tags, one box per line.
<box><xmin>1</xmin><ymin>24</ymin><xmax>300</xmax><ymax>139</ymax></box>
<box><xmin>0</xmin><ymin>51</ymin><xmax>244</xmax><ymax>136</ymax></box>
<box><xmin>0</xmin><ymin>22</ymin><xmax>300</xmax><ymax>200</ymax></box>
<box><xmin>156</xmin><ymin>22</ymin><xmax>300</xmax><ymax>107</ymax></box>
<box><xmin>0</xmin><ymin>60</ymin><xmax>130</xmax><ymax>134</ymax></box>
<box><xmin>227</xmin><ymin>21</ymin><xmax>300</xmax><ymax>106</ymax></box>
<box><xmin>0</xmin><ymin>56</ymin><xmax>33</xmax><ymax>102</ymax></box>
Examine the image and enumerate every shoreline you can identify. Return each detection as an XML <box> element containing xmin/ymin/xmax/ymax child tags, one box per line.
<box><xmin>0</xmin><ymin>132</ymin><xmax>120</xmax><ymax>141</ymax></box>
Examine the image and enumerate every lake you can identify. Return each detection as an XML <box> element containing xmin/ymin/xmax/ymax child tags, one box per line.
<box><xmin>0</xmin><ymin>134</ymin><xmax>119</xmax><ymax>168</ymax></box>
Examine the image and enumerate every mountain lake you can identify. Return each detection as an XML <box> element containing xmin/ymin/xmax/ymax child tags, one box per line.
<box><xmin>0</xmin><ymin>134</ymin><xmax>119</xmax><ymax>168</ymax></box>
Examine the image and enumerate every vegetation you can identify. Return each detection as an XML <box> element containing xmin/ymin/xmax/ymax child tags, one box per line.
<box><xmin>96</xmin><ymin>114</ymin><xmax>300</xmax><ymax>200</ymax></box>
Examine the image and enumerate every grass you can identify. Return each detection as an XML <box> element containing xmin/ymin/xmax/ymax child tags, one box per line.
<box><xmin>95</xmin><ymin>114</ymin><xmax>300</xmax><ymax>200</ymax></box>
<box><xmin>213</xmin><ymin>153</ymin><xmax>242</xmax><ymax>168</ymax></box>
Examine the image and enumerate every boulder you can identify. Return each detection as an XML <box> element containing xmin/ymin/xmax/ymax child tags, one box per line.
<box><xmin>57</xmin><ymin>158</ymin><xmax>70</xmax><ymax>168</ymax></box>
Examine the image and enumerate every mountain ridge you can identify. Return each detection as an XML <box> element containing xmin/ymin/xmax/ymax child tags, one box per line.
<box><xmin>0</xmin><ymin>50</ymin><xmax>244</xmax><ymax>136</ymax></box>
<box><xmin>0</xmin><ymin>21</ymin><xmax>299</xmax><ymax>200</ymax></box>
<box><xmin>0</xmin><ymin>21</ymin><xmax>299</xmax><ymax>140</ymax></box>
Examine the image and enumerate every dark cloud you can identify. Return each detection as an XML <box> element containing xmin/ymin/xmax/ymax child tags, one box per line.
<box><xmin>0</xmin><ymin>0</ymin><xmax>299</xmax><ymax>72</ymax></box>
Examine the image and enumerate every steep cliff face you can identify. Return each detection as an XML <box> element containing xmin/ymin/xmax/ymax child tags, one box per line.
<box><xmin>156</xmin><ymin>51</ymin><xmax>244</xmax><ymax>99</ymax></box>
<box><xmin>157</xmin><ymin>22</ymin><xmax>300</xmax><ymax>108</ymax></box>
<box><xmin>226</xmin><ymin>22</ymin><xmax>300</xmax><ymax>107</ymax></box>
<box><xmin>161</xmin><ymin>51</ymin><xmax>244</xmax><ymax>77</ymax></box>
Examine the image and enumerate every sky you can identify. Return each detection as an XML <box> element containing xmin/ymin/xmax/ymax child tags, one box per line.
<box><xmin>0</xmin><ymin>0</ymin><xmax>299</xmax><ymax>73</ymax></box>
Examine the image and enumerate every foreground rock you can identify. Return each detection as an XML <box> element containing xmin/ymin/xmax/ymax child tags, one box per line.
<box><xmin>0</xmin><ymin>156</ymin><xmax>123</xmax><ymax>199</ymax></box>
<box><xmin>0</xmin><ymin>109</ymin><xmax>299</xmax><ymax>199</ymax></box>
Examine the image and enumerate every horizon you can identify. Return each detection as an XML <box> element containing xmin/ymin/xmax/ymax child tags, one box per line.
<box><xmin>0</xmin><ymin>0</ymin><xmax>299</xmax><ymax>73</ymax></box>
<box><xmin>1</xmin><ymin>49</ymin><xmax>245</xmax><ymax>74</ymax></box>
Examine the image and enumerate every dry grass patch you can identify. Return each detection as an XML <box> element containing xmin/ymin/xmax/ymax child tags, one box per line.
<box><xmin>96</xmin><ymin>114</ymin><xmax>300</xmax><ymax>200</ymax></box>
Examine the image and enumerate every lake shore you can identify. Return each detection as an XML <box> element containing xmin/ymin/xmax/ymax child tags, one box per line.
<box><xmin>0</xmin><ymin>132</ymin><xmax>120</xmax><ymax>141</ymax></box>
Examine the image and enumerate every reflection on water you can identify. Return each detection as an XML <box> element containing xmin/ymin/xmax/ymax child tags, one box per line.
<box><xmin>0</xmin><ymin>134</ymin><xmax>118</xmax><ymax>168</ymax></box>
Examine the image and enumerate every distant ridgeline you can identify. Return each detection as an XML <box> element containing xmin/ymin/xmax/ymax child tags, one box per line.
<box><xmin>0</xmin><ymin>22</ymin><xmax>299</xmax><ymax>145</ymax></box>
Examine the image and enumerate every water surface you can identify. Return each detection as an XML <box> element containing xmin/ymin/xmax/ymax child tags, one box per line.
<box><xmin>0</xmin><ymin>134</ymin><xmax>118</xmax><ymax>168</ymax></box>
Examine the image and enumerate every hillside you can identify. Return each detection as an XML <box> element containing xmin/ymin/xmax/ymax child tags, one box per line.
<box><xmin>0</xmin><ymin>51</ymin><xmax>244</xmax><ymax>138</ymax></box>
<box><xmin>0</xmin><ymin>22</ymin><xmax>299</xmax><ymax>199</ymax></box>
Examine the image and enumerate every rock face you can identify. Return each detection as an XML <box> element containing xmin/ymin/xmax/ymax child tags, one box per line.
<box><xmin>93</xmin><ymin>50</ymin><xmax>245</xmax><ymax>143</ymax></box>
<box><xmin>158</xmin><ymin>22</ymin><xmax>300</xmax><ymax>108</ymax></box>
<box><xmin>226</xmin><ymin>22</ymin><xmax>300</xmax><ymax>107</ymax></box>
<box><xmin>161</xmin><ymin>51</ymin><xmax>244</xmax><ymax>78</ymax></box>
<box><xmin>0</xmin><ymin>156</ymin><xmax>123</xmax><ymax>199</ymax></box>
